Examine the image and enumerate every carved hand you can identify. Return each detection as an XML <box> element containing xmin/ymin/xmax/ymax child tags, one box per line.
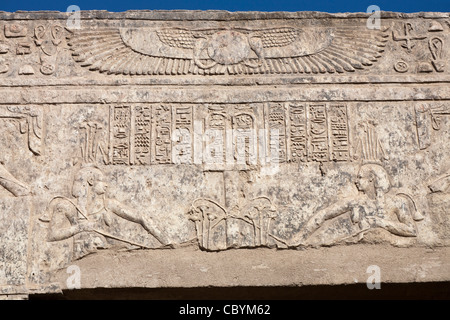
<box><xmin>364</xmin><ymin>216</ymin><xmax>386</xmax><ymax>229</ymax></box>
<box><xmin>77</xmin><ymin>220</ymin><xmax>97</xmax><ymax>232</ymax></box>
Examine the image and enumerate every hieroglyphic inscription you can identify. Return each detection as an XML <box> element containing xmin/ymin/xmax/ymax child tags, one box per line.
<box><xmin>110</xmin><ymin>105</ymin><xmax>176</xmax><ymax>165</ymax></box>
<box><xmin>288</xmin><ymin>104</ymin><xmax>307</xmax><ymax>162</ymax></box>
<box><xmin>152</xmin><ymin>105</ymin><xmax>172</xmax><ymax>164</ymax></box>
<box><xmin>0</xmin><ymin>106</ymin><xmax>44</xmax><ymax>156</ymax></box>
<box><xmin>233</xmin><ymin>106</ymin><xmax>256</xmax><ymax>166</ymax></box>
<box><xmin>267</xmin><ymin>103</ymin><xmax>287</xmax><ymax>163</ymax></box>
<box><xmin>328</xmin><ymin>104</ymin><xmax>350</xmax><ymax>161</ymax></box>
<box><xmin>308</xmin><ymin>104</ymin><xmax>329</xmax><ymax>162</ymax></box>
<box><xmin>110</xmin><ymin>106</ymin><xmax>131</xmax><ymax>165</ymax></box>
<box><xmin>34</xmin><ymin>25</ymin><xmax>63</xmax><ymax>75</ymax></box>
<box><xmin>354</xmin><ymin>120</ymin><xmax>387</xmax><ymax>162</ymax></box>
<box><xmin>173</xmin><ymin>105</ymin><xmax>193</xmax><ymax>164</ymax></box>
<box><xmin>79</xmin><ymin>121</ymin><xmax>107</xmax><ymax>164</ymax></box>
<box><xmin>133</xmin><ymin>106</ymin><xmax>151</xmax><ymax>165</ymax></box>
<box><xmin>429</xmin><ymin>37</ymin><xmax>445</xmax><ymax>72</ymax></box>
<box><xmin>205</xmin><ymin>106</ymin><xmax>227</xmax><ymax>165</ymax></box>
<box><xmin>392</xmin><ymin>23</ymin><xmax>427</xmax><ymax>53</ymax></box>
<box><xmin>415</xmin><ymin>103</ymin><xmax>450</xmax><ymax>150</ymax></box>
<box><xmin>107</xmin><ymin>103</ymin><xmax>350</xmax><ymax>166</ymax></box>
<box><xmin>0</xmin><ymin>23</ymin><xmax>65</xmax><ymax>76</ymax></box>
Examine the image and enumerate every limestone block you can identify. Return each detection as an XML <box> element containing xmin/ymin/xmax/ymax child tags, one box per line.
<box><xmin>0</xmin><ymin>10</ymin><xmax>448</xmax><ymax>299</ymax></box>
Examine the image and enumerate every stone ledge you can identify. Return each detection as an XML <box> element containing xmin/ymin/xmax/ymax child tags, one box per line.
<box><xmin>50</xmin><ymin>244</ymin><xmax>450</xmax><ymax>290</ymax></box>
<box><xmin>0</xmin><ymin>11</ymin><xmax>448</xmax><ymax>20</ymax></box>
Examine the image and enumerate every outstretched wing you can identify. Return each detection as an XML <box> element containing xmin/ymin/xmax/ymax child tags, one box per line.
<box><xmin>297</xmin><ymin>26</ymin><xmax>390</xmax><ymax>73</ymax></box>
<box><xmin>67</xmin><ymin>28</ymin><xmax>200</xmax><ymax>75</ymax></box>
<box><xmin>256</xmin><ymin>26</ymin><xmax>390</xmax><ymax>74</ymax></box>
<box><xmin>67</xmin><ymin>26</ymin><xmax>389</xmax><ymax>75</ymax></box>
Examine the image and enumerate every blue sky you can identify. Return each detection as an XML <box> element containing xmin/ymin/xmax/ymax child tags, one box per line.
<box><xmin>1</xmin><ymin>0</ymin><xmax>449</xmax><ymax>13</ymax></box>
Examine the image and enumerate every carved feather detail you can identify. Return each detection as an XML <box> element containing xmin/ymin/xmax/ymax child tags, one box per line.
<box><xmin>156</xmin><ymin>28</ymin><xmax>196</xmax><ymax>49</ymax></box>
<box><xmin>67</xmin><ymin>26</ymin><xmax>389</xmax><ymax>75</ymax></box>
<box><xmin>253</xmin><ymin>27</ymin><xmax>299</xmax><ymax>48</ymax></box>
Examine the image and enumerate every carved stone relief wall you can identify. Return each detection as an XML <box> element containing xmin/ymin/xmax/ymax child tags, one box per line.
<box><xmin>16</xmin><ymin>102</ymin><xmax>448</xmax><ymax>255</ymax></box>
<box><xmin>0</xmin><ymin>11</ymin><xmax>448</xmax><ymax>298</ymax></box>
<box><xmin>0</xmin><ymin>15</ymin><xmax>447</xmax><ymax>82</ymax></box>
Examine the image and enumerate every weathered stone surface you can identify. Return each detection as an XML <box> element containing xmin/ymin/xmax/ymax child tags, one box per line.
<box><xmin>0</xmin><ymin>10</ymin><xmax>449</xmax><ymax>299</ymax></box>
